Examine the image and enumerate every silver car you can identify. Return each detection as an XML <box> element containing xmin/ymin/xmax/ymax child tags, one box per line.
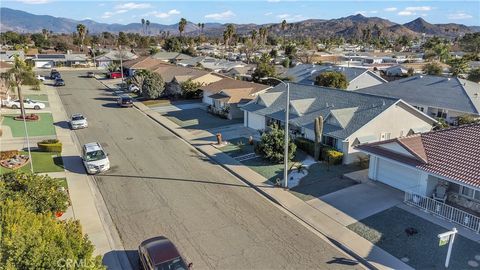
<box><xmin>70</xmin><ymin>113</ymin><xmax>88</xmax><ymax>129</ymax></box>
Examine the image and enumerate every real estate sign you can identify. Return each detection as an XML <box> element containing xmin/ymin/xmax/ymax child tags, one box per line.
<box><xmin>439</xmin><ymin>234</ymin><xmax>450</xmax><ymax>246</ymax></box>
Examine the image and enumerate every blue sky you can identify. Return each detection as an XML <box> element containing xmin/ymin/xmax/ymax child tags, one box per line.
<box><xmin>2</xmin><ymin>0</ymin><xmax>480</xmax><ymax>26</ymax></box>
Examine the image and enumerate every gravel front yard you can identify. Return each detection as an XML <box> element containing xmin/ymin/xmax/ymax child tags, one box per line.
<box><xmin>348</xmin><ymin>207</ymin><xmax>480</xmax><ymax>270</ymax></box>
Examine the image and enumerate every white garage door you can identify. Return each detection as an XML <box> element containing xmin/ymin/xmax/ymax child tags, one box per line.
<box><xmin>35</xmin><ymin>60</ymin><xmax>53</xmax><ymax>68</ymax></box>
<box><xmin>247</xmin><ymin>112</ymin><xmax>265</xmax><ymax>130</ymax></box>
<box><xmin>376</xmin><ymin>159</ymin><xmax>420</xmax><ymax>192</ymax></box>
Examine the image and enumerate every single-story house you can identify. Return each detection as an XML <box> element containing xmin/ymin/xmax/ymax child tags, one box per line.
<box><xmin>223</xmin><ymin>65</ymin><xmax>256</xmax><ymax>81</ymax></box>
<box><xmin>0</xmin><ymin>50</ymin><xmax>25</xmax><ymax>63</ymax></box>
<box><xmin>283</xmin><ymin>64</ymin><xmax>387</xmax><ymax>90</ymax></box>
<box><xmin>201</xmin><ymin>77</ymin><xmax>269</xmax><ymax>106</ymax></box>
<box><xmin>123</xmin><ymin>56</ymin><xmax>170</xmax><ymax>77</ymax></box>
<box><xmin>151</xmin><ymin>51</ymin><xmax>192</xmax><ymax>63</ymax></box>
<box><xmin>31</xmin><ymin>54</ymin><xmax>88</xmax><ymax>68</ymax></box>
<box><xmin>95</xmin><ymin>50</ymin><xmax>137</xmax><ymax>68</ymax></box>
<box><xmin>241</xmin><ymin>83</ymin><xmax>436</xmax><ymax>164</ymax></box>
<box><xmin>201</xmin><ymin>78</ymin><xmax>270</xmax><ymax>119</ymax></box>
<box><xmin>356</xmin><ymin>75</ymin><xmax>480</xmax><ymax>124</ymax></box>
<box><xmin>177</xmin><ymin>56</ymin><xmax>246</xmax><ymax>73</ymax></box>
<box><xmin>384</xmin><ymin>65</ymin><xmax>410</xmax><ymax>77</ymax></box>
<box><xmin>356</xmin><ymin>123</ymin><xmax>480</xmax><ymax>231</ymax></box>
<box><xmin>153</xmin><ymin>65</ymin><xmax>222</xmax><ymax>85</ymax></box>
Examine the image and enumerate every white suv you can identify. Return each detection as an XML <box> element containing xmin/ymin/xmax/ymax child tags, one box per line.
<box><xmin>82</xmin><ymin>142</ymin><xmax>110</xmax><ymax>174</ymax></box>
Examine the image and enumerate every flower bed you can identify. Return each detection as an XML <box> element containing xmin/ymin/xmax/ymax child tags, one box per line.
<box><xmin>14</xmin><ymin>114</ymin><xmax>40</xmax><ymax>121</ymax></box>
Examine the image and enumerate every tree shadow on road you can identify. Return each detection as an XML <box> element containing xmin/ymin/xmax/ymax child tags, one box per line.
<box><xmin>103</xmin><ymin>249</ymin><xmax>136</xmax><ymax>270</ymax></box>
<box><xmin>99</xmin><ymin>174</ymin><xmax>272</xmax><ymax>188</ymax></box>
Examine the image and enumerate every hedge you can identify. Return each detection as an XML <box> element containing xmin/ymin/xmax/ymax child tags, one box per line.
<box><xmin>295</xmin><ymin>137</ymin><xmax>315</xmax><ymax>157</ymax></box>
<box><xmin>324</xmin><ymin>148</ymin><xmax>344</xmax><ymax>165</ymax></box>
<box><xmin>37</xmin><ymin>139</ymin><xmax>62</xmax><ymax>153</ymax></box>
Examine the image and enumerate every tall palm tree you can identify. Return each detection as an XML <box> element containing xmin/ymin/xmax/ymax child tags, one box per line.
<box><xmin>223</xmin><ymin>24</ymin><xmax>235</xmax><ymax>50</ymax></box>
<box><xmin>42</xmin><ymin>28</ymin><xmax>48</xmax><ymax>40</ymax></box>
<box><xmin>5</xmin><ymin>55</ymin><xmax>37</xmax><ymax>119</ymax></box>
<box><xmin>201</xmin><ymin>23</ymin><xmax>205</xmax><ymax>34</ymax></box>
<box><xmin>146</xmin><ymin>20</ymin><xmax>150</xmax><ymax>36</ymax></box>
<box><xmin>141</xmin><ymin>18</ymin><xmax>145</xmax><ymax>35</ymax></box>
<box><xmin>76</xmin><ymin>24</ymin><xmax>87</xmax><ymax>51</ymax></box>
<box><xmin>281</xmin><ymin>19</ymin><xmax>288</xmax><ymax>48</ymax></box>
<box><xmin>178</xmin><ymin>18</ymin><xmax>187</xmax><ymax>37</ymax></box>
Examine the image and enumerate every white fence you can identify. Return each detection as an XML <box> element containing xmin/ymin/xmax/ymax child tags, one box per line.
<box><xmin>404</xmin><ymin>192</ymin><xmax>480</xmax><ymax>233</ymax></box>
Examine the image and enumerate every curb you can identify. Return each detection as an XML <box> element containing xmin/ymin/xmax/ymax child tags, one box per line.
<box><xmin>133</xmin><ymin>102</ymin><xmax>376</xmax><ymax>270</ymax></box>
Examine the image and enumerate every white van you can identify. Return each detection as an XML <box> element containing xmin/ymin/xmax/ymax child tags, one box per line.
<box><xmin>82</xmin><ymin>142</ymin><xmax>110</xmax><ymax>174</ymax></box>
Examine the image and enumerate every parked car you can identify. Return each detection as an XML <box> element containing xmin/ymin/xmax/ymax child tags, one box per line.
<box><xmin>70</xmin><ymin>113</ymin><xmax>88</xmax><ymax>130</ymax></box>
<box><xmin>82</xmin><ymin>142</ymin><xmax>110</xmax><ymax>174</ymax></box>
<box><xmin>138</xmin><ymin>236</ymin><xmax>192</xmax><ymax>270</ymax></box>
<box><xmin>87</xmin><ymin>71</ymin><xmax>95</xmax><ymax>78</ymax></box>
<box><xmin>54</xmin><ymin>78</ymin><xmax>65</xmax><ymax>86</ymax></box>
<box><xmin>6</xmin><ymin>99</ymin><xmax>46</xmax><ymax>110</ymax></box>
<box><xmin>50</xmin><ymin>69</ymin><xmax>60</xmax><ymax>79</ymax></box>
<box><xmin>36</xmin><ymin>75</ymin><xmax>46</xmax><ymax>81</ymax></box>
<box><xmin>109</xmin><ymin>72</ymin><xmax>122</xmax><ymax>79</ymax></box>
<box><xmin>117</xmin><ymin>95</ymin><xmax>133</xmax><ymax>107</ymax></box>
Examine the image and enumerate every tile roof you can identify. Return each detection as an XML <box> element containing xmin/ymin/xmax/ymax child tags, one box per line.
<box><xmin>357</xmin><ymin>123</ymin><xmax>480</xmax><ymax>188</ymax></box>
<box><xmin>242</xmin><ymin>83</ymin><xmax>410</xmax><ymax>139</ymax></box>
<box><xmin>356</xmin><ymin>75</ymin><xmax>480</xmax><ymax>115</ymax></box>
<box><xmin>200</xmin><ymin>77</ymin><xmax>269</xmax><ymax>94</ymax></box>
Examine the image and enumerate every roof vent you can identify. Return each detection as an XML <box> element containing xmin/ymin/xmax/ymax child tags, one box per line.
<box><xmin>474</xmin><ymin>93</ymin><xmax>479</xmax><ymax>99</ymax></box>
<box><xmin>419</xmin><ymin>75</ymin><xmax>424</xmax><ymax>79</ymax></box>
<box><xmin>447</xmin><ymin>78</ymin><xmax>451</xmax><ymax>81</ymax></box>
<box><xmin>382</xmin><ymin>100</ymin><xmax>386</xmax><ymax>106</ymax></box>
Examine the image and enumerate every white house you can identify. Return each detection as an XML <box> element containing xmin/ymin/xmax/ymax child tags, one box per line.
<box><xmin>241</xmin><ymin>83</ymin><xmax>436</xmax><ymax>164</ymax></box>
<box><xmin>283</xmin><ymin>64</ymin><xmax>387</xmax><ymax>90</ymax></box>
<box><xmin>357</xmin><ymin>75</ymin><xmax>480</xmax><ymax>124</ymax></box>
<box><xmin>357</xmin><ymin>123</ymin><xmax>480</xmax><ymax>232</ymax></box>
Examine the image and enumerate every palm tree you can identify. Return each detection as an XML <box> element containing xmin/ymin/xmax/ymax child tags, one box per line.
<box><xmin>281</xmin><ymin>19</ymin><xmax>288</xmax><ymax>48</ymax></box>
<box><xmin>42</xmin><ymin>28</ymin><xmax>48</xmax><ymax>40</ymax></box>
<box><xmin>201</xmin><ymin>23</ymin><xmax>205</xmax><ymax>34</ymax></box>
<box><xmin>141</xmin><ymin>18</ymin><xmax>145</xmax><ymax>35</ymax></box>
<box><xmin>5</xmin><ymin>55</ymin><xmax>37</xmax><ymax>119</ymax></box>
<box><xmin>178</xmin><ymin>18</ymin><xmax>187</xmax><ymax>37</ymax></box>
<box><xmin>223</xmin><ymin>24</ymin><xmax>235</xmax><ymax>50</ymax></box>
<box><xmin>146</xmin><ymin>20</ymin><xmax>150</xmax><ymax>36</ymax></box>
<box><xmin>76</xmin><ymin>24</ymin><xmax>87</xmax><ymax>51</ymax></box>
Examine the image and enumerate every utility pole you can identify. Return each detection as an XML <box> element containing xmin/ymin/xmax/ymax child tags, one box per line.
<box><xmin>261</xmin><ymin>77</ymin><xmax>290</xmax><ymax>189</ymax></box>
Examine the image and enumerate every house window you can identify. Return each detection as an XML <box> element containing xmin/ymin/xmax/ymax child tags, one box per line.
<box><xmin>436</xmin><ymin>109</ymin><xmax>447</xmax><ymax>119</ymax></box>
<box><xmin>322</xmin><ymin>136</ymin><xmax>337</xmax><ymax>148</ymax></box>
<box><xmin>460</xmin><ymin>186</ymin><xmax>480</xmax><ymax>201</ymax></box>
<box><xmin>413</xmin><ymin>106</ymin><xmax>424</xmax><ymax>112</ymax></box>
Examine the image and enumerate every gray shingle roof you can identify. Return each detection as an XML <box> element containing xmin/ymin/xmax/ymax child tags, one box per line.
<box><xmin>356</xmin><ymin>75</ymin><xmax>480</xmax><ymax>115</ymax></box>
<box><xmin>242</xmin><ymin>83</ymin><xmax>401</xmax><ymax>139</ymax></box>
<box><xmin>284</xmin><ymin>64</ymin><xmax>385</xmax><ymax>86</ymax></box>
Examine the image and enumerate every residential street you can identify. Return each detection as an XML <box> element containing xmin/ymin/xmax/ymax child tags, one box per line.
<box><xmin>55</xmin><ymin>71</ymin><xmax>362</xmax><ymax>270</ymax></box>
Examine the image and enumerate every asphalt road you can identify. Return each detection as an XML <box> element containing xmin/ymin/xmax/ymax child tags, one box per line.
<box><xmin>55</xmin><ymin>71</ymin><xmax>362</xmax><ymax>270</ymax></box>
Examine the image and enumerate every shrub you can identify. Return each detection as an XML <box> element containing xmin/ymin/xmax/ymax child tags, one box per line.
<box><xmin>315</xmin><ymin>71</ymin><xmax>348</xmax><ymax>89</ymax></box>
<box><xmin>142</xmin><ymin>71</ymin><xmax>165</xmax><ymax>99</ymax></box>
<box><xmin>0</xmin><ymin>150</ymin><xmax>20</xmax><ymax>160</ymax></box>
<box><xmin>256</xmin><ymin>123</ymin><xmax>296</xmax><ymax>163</ymax></box>
<box><xmin>295</xmin><ymin>137</ymin><xmax>315</xmax><ymax>157</ymax></box>
<box><xmin>0</xmin><ymin>171</ymin><xmax>69</xmax><ymax>214</ymax></box>
<box><xmin>37</xmin><ymin>139</ymin><xmax>62</xmax><ymax>153</ymax></box>
<box><xmin>324</xmin><ymin>148</ymin><xmax>344</xmax><ymax>165</ymax></box>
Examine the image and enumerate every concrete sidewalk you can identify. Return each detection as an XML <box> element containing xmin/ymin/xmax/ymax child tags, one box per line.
<box><xmin>45</xmin><ymin>86</ymin><xmax>132</xmax><ymax>270</ymax></box>
<box><xmin>132</xmin><ymin>101</ymin><xmax>412</xmax><ymax>270</ymax></box>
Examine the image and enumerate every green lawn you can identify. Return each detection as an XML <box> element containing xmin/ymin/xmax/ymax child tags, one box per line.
<box><xmin>1</xmin><ymin>113</ymin><xmax>56</xmax><ymax>137</ymax></box>
<box><xmin>289</xmin><ymin>163</ymin><xmax>361</xmax><ymax>201</ymax></box>
<box><xmin>348</xmin><ymin>207</ymin><xmax>480</xmax><ymax>270</ymax></box>
<box><xmin>26</xmin><ymin>94</ymin><xmax>49</xmax><ymax>102</ymax></box>
<box><xmin>0</xmin><ymin>151</ymin><xmax>64</xmax><ymax>174</ymax></box>
<box><xmin>163</xmin><ymin>108</ymin><xmax>242</xmax><ymax>130</ymax></box>
<box><xmin>219</xmin><ymin>137</ymin><xmax>255</xmax><ymax>158</ymax></box>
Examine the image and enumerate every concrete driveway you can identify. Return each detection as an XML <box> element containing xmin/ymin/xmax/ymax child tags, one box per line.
<box><xmin>306</xmin><ymin>181</ymin><xmax>403</xmax><ymax>226</ymax></box>
<box><xmin>151</xmin><ymin>102</ymin><xmax>206</xmax><ymax>113</ymax></box>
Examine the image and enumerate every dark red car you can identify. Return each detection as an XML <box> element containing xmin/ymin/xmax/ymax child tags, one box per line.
<box><xmin>109</xmin><ymin>72</ymin><xmax>122</xmax><ymax>79</ymax></box>
<box><xmin>138</xmin><ymin>236</ymin><xmax>192</xmax><ymax>270</ymax></box>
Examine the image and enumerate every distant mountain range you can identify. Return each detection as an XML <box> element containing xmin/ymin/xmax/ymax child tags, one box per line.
<box><xmin>1</xmin><ymin>7</ymin><xmax>478</xmax><ymax>40</ymax></box>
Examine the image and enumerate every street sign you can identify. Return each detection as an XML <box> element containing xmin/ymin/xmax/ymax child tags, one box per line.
<box><xmin>439</xmin><ymin>234</ymin><xmax>450</xmax><ymax>246</ymax></box>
